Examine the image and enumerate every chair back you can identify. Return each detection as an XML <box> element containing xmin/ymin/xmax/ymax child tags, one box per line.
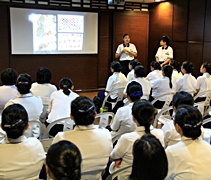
<box><xmin>151</xmin><ymin>93</ymin><xmax>174</xmax><ymax>110</ymax></box>
<box><xmin>44</xmin><ymin>117</ymin><xmax>75</xmax><ymax>138</ymax></box>
<box><xmin>39</xmin><ymin>104</ymin><xmax>48</xmax><ymax>123</ymax></box>
<box><xmin>24</xmin><ymin>120</ymin><xmax>42</xmax><ymax>138</ymax></box>
<box><xmin>105</xmin><ymin>165</ymin><xmax>132</xmax><ymax>180</ymax></box>
<box><xmin>95</xmin><ymin>112</ymin><xmax>114</xmax><ymax>128</ymax></box>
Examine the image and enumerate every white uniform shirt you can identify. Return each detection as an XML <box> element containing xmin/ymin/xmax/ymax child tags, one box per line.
<box><xmin>165</xmin><ymin>136</ymin><xmax>211</xmax><ymax>180</ymax></box>
<box><xmin>155</xmin><ymin>46</ymin><xmax>173</xmax><ymax>62</ymax></box>
<box><xmin>0</xmin><ymin>85</ymin><xmax>19</xmax><ymax>114</ymax></box>
<box><xmin>47</xmin><ymin>90</ymin><xmax>79</xmax><ymax>123</ymax></box>
<box><xmin>116</xmin><ymin>43</ymin><xmax>137</xmax><ymax>61</ymax></box>
<box><xmin>31</xmin><ymin>82</ymin><xmax>57</xmax><ymax>105</ymax></box>
<box><xmin>150</xmin><ymin>76</ymin><xmax>176</xmax><ymax>101</ymax></box>
<box><xmin>111</xmin><ymin>103</ymin><xmax>137</xmax><ymax>137</ymax></box>
<box><xmin>105</xmin><ymin>72</ymin><xmax>128</xmax><ymax>99</ymax></box>
<box><xmin>196</xmin><ymin>72</ymin><xmax>211</xmax><ymax>96</ymax></box>
<box><xmin>52</xmin><ymin>124</ymin><xmax>112</xmax><ymax>179</ymax></box>
<box><xmin>0</xmin><ymin>135</ymin><xmax>45</xmax><ymax>180</ymax></box>
<box><xmin>109</xmin><ymin>125</ymin><xmax>164</xmax><ymax>180</ymax></box>
<box><xmin>161</xmin><ymin>120</ymin><xmax>181</xmax><ymax>147</ymax></box>
<box><xmin>176</xmin><ymin>74</ymin><xmax>197</xmax><ymax>94</ymax></box>
<box><xmin>123</xmin><ymin>77</ymin><xmax>151</xmax><ymax>100</ymax></box>
<box><xmin>127</xmin><ymin>69</ymin><xmax>135</xmax><ymax>81</ymax></box>
<box><xmin>146</xmin><ymin>70</ymin><xmax>162</xmax><ymax>81</ymax></box>
<box><xmin>172</xmin><ymin>69</ymin><xmax>183</xmax><ymax>81</ymax></box>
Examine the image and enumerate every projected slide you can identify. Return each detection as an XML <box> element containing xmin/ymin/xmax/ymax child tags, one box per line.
<box><xmin>10</xmin><ymin>8</ymin><xmax>98</xmax><ymax>54</ymax></box>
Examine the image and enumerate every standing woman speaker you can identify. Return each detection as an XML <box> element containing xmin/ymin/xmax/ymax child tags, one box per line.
<box><xmin>115</xmin><ymin>34</ymin><xmax>137</xmax><ymax>76</ymax></box>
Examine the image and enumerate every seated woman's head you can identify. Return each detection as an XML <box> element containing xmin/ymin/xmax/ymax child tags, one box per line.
<box><xmin>170</xmin><ymin>60</ymin><xmax>181</xmax><ymax>72</ymax></box>
<box><xmin>130</xmin><ymin>134</ymin><xmax>168</xmax><ymax>180</ymax></box>
<box><xmin>110</xmin><ymin>61</ymin><xmax>122</xmax><ymax>72</ymax></box>
<box><xmin>181</xmin><ymin>61</ymin><xmax>194</xmax><ymax>74</ymax></box>
<box><xmin>36</xmin><ymin>67</ymin><xmax>52</xmax><ymax>84</ymax></box>
<box><xmin>46</xmin><ymin>140</ymin><xmax>82</xmax><ymax>180</ymax></box>
<box><xmin>16</xmin><ymin>73</ymin><xmax>32</xmax><ymax>94</ymax></box>
<box><xmin>129</xmin><ymin>59</ymin><xmax>141</xmax><ymax>70</ymax></box>
<box><xmin>126</xmin><ymin>81</ymin><xmax>143</xmax><ymax>102</ymax></box>
<box><xmin>134</xmin><ymin>65</ymin><xmax>146</xmax><ymax>78</ymax></box>
<box><xmin>59</xmin><ymin>77</ymin><xmax>73</xmax><ymax>96</ymax></box>
<box><xmin>132</xmin><ymin>100</ymin><xmax>155</xmax><ymax>134</ymax></box>
<box><xmin>174</xmin><ymin>105</ymin><xmax>202</xmax><ymax>140</ymax></box>
<box><xmin>71</xmin><ymin>96</ymin><xmax>96</xmax><ymax>126</ymax></box>
<box><xmin>1</xmin><ymin>68</ymin><xmax>18</xmax><ymax>85</ymax></box>
<box><xmin>150</xmin><ymin>61</ymin><xmax>161</xmax><ymax>71</ymax></box>
<box><xmin>1</xmin><ymin>104</ymin><xmax>29</xmax><ymax>139</ymax></box>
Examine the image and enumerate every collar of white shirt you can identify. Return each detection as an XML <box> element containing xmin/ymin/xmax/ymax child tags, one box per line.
<box><xmin>18</xmin><ymin>92</ymin><xmax>33</xmax><ymax>98</ymax></box>
<box><xmin>203</xmin><ymin>72</ymin><xmax>210</xmax><ymax>78</ymax></box>
<box><xmin>183</xmin><ymin>73</ymin><xmax>190</xmax><ymax>78</ymax></box>
<box><xmin>135</xmin><ymin>125</ymin><xmax>154</xmax><ymax>132</ymax></box>
<box><xmin>181</xmin><ymin>136</ymin><xmax>195</xmax><ymax>142</ymax></box>
<box><xmin>74</xmin><ymin>124</ymin><xmax>96</xmax><ymax>131</ymax></box>
<box><xmin>7</xmin><ymin>135</ymin><xmax>27</xmax><ymax>144</ymax></box>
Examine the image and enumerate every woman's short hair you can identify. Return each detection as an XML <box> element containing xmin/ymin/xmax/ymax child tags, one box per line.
<box><xmin>160</xmin><ymin>36</ymin><xmax>170</xmax><ymax>46</ymax></box>
<box><xmin>123</xmin><ymin>34</ymin><xmax>129</xmax><ymax>39</ymax></box>
<box><xmin>150</xmin><ymin>61</ymin><xmax>161</xmax><ymax>70</ymax></box>
<box><xmin>110</xmin><ymin>61</ymin><xmax>122</xmax><ymax>72</ymax></box>
<box><xmin>172</xmin><ymin>91</ymin><xmax>194</xmax><ymax>109</ymax></box>
<box><xmin>71</xmin><ymin>96</ymin><xmax>96</xmax><ymax>126</ymax></box>
<box><xmin>132</xmin><ymin>100</ymin><xmax>155</xmax><ymax>134</ymax></box>
<box><xmin>170</xmin><ymin>60</ymin><xmax>181</xmax><ymax>73</ymax></box>
<box><xmin>182</xmin><ymin>61</ymin><xmax>194</xmax><ymax>73</ymax></box>
<box><xmin>134</xmin><ymin>65</ymin><xmax>146</xmax><ymax>78</ymax></box>
<box><xmin>1</xmin><ymin>104</ymin><xmax>28</xmax><ymax>139</ymax></box>
<box><xmin>36</xmin><ymin>67</ymin><xmax>52</xmax><ymax>84</ymax></box>
<box><xmin>202</xmin><ymin>62</ymin><xmax>211</xmax><ymax>74</ymax></box>
<box><xmin>59</xmin><ymin>77</ymin><xmax>73</xmax><ymax>96</ymax></box>
<box><xmin>16</xmin><ymin>73</ymin><xmax>32</xmax><ymax>94</ymax></box>
<box><xmin>126</xmin><ymin>81</ymin><xmax>143</xmax><ymax>102</ymax></box>
<box><xmin>130</xmin><ymin>134</ymin><xmax>168</xmax><ymax>180</ymax></box>
<box><xmin>46</xmin><ymin>140</ymin><xmax>82</xmax><ymax>180</ymax></box>
<box><xmin>175</xmin><ymin>105</ymin><xmax>202</xmax><ymax>140</ymax></box>
<box><xmin>1</xmin><ymin>68</ymin><xmax>17</xmax><ymax>85</ymax></box>
<box><xmin>129</xmin><ymin>59</ymin><xmax>141</xmax><ymax>69</ymax></box>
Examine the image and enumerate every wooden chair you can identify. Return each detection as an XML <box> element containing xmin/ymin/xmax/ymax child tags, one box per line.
<box><xmin>105</xmin><ymin>165</ymin><xmax>132</xmax><ymax>180</ymax></box>
<box><xmin>95</xmin><ymin>112</ymin><xmax>114</xmax><ymax>128</ymax></box>
<box><xmin>44</xmin><ymin>117</ymin><xmax>75</xmax><ymax>138</ymax></box>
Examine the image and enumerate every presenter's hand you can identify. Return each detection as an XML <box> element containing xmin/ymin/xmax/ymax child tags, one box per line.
<box><xmin>122</xmin><ymin>48</ymin><xmax>130</xmax><ymax>53</ymax></box>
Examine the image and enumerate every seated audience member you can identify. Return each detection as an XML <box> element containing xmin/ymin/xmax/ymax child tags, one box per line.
<box><xmin>97</xmin><ymin>61</ymin><xmax>128</xmax><ymax>112</ymax></box>
<box><xmin>109</xmin><ymin>100</ymin><xmax>164</xmax><ymax>180</ymax></box>
<box><xmin>111</xmin><ymin>82</ymin><xmax>142</xmax><ymax>137</ymax></box>
<box><xmin>46</xmin><ymin>140</ymin><xmax>82</xmax><ymax>180</ymax></box>
<box><xmin>46</xmin><ymin>77</ymin><xmax>79</xmax><ymax>137</ymax></box>
<box><xmin>5</xmin><ymin>73</ymin><xmax>43</xmax><ymax>138</ymax></box>
<box><xmin>170</xmin><ymin>60</ymin><xmax>183</xmax><ymax>80</ymax></box>
<box><xmin>161</xmin><ymin>91</ymin><xmax>194</xmax><ymax>147</ymax></box>
<box><xmin>127</xmin><ymin>59</ymin><xmax>141</xmax><ymax>81</ymax></box>
<box><xmin>0</xmin><ymin>104</ymin><xmax>45</xmax><ymax>179</ymax></box>
<box><xmin>124</xmin><ymin>65</ymin><xmax>150</xmax><ymax>100</ymax></box>
<box><xmin>195</xmin><ymin>62</ymin><xmax>211</xmax><ymax>102</ymax></box>
<box><xmin>146</xmin><ymin>61</ymin><xmax>162</xmax><ymax>81</ymax></box>
<box><xmin>52</xmin><ymin>96</ymin><xmax>112</xmax><ymax>180</ymax></box>
<box><xmin>150</xmin><ymin>65</ymin><xmax>175</xmax><ymax>109</ymax></box>
<box><xmin>130</xmin><ymin>134</ymin><xmax>168</xmax><ymax>180</ymax></box>
<box><xmin>0</xmin><ymin>68</ymin><xmax>18</xmax><ymax>114</ymax></box>
<box><xmin>176</xmin><ymin>61</ymin><xmax>197</xmax><ymax>95</ymax></box>
<box><xmin>31</xmin><ymin>67</ymin><xmax>57</xmax><ymax>105</ymax></box>
<box><xmin>165</xmin><ymin>105</ymin><xmax>211</xmax><ymax>180</ymax></box>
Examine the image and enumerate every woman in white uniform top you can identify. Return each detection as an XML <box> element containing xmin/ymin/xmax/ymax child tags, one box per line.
<box><xmin>111</xmin><ymin>81</ymin><xmax>142</xmax><ymax>137</ymax></box>
<box><xmin>115</xmin><ymin>34</ymin><xmax>137</xmax><ymax>76</ymax></box>
<box><xmin>126</xmin><ymin>59</ymin><xmax>141</xmax><ymax>81</ymax></box>
<box><xmin>5</xmin><ymin>73</ymin><xmax>43</xmax><ymax>138</ymax></box>
<box><xmin>109</xmin><ymin>100</ymin><xmax>164</xmax><ymax>180</ymax></box>
<box><xmin>165</xmin><ymin>105</ymin><xmax>211</xmax><ymax>180</ymax></box>
<box><xmin>46</xmin><ymin>77</ymin><xmax>79</xmax><ymax>137</ymax></box>
<box><xmin>0</xmin><ymin>104</ymin><xmax>45</xmax><ymax>180</ymax></box>
<box><xmin>146</xmin><ymin>61</ymin><xmax>162</xmax><ymax>81</ymax></box>
<box><xmin>176</xmin><ymin>61</ymin><xmax>197</xmax><ymax>95</ymax></box>
<box><xmin>195</xmin><ymin>62</ymin><xmax>211</xmax><ymax>102</ymax></box>
<box><xmin>52</xmin><ymin>96</ymin><xmax>112</xmax><ymax>180</ymax></box>
<box><xmin>150</xmin><ymin>65</ymin><xmax>175</xmax><ymax>109</ymax></box>
<box><xmin>170</xmin><ymin>60</ymin><xmax>183</xmax><ymax>81</ymax></box>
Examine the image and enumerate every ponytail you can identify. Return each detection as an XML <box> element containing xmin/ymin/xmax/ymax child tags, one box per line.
<box><xmin>59</xmin><ymin>77</ymin><xmax>73</xmax><ymax>96</ymax></box>
<box><xmin>162</xmin><ymin>65</ymin><xmax>173</xmax><ymax>89</ymax></box>
<box><xmin>63</xmin><ymin>85</ymin><xmax>70</xmax><ymax>96</ymax></box>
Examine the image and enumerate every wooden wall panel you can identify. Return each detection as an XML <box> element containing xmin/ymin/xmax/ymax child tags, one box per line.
<box><xmin>188</xmin><ymin>0</ymin><xmax>206</xmax><ymax>41</ymax></box>
<box><xmin>171</xmin><ymin>41</ymin><xmax>187</xmax><ymax>63</ymax></box>
<box><xmin>203</xmin><ymin>43</ymin><xmax>211</xmax><ymax>62</ymax></box>
<box><xmin>204</xmin><ymin>0</ymin><xmax>211</xmax><ymax>42</ymax></box>
<box><xmin>172</xmin><ymin>0</ymin><xmax>188</xmax><ymax>41</ymax></box>
<box><xmin>114</xmin><ymin>11</ymin><xmax>149</xmax><ymax>69</ymax></box>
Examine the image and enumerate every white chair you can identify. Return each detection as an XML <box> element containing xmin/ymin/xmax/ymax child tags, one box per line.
<box><xmin>44</xmin><ymin>117</ymin><xmax>75</xmax><ymax>138</ymax></box>
<box><xmin>24</xmin><ymin>120</ymin><xmax>42</xmax><ymax>139</ymax></box>
<box><xmin>102</xmin><ymin>87</ymin><xmax>125</xmax><ymax>110</ymax></box>
<box><xmin>39</xmin><ymin>104</ymin><xmax>49</xmax><ymax>123</ymax></box>
<box><xmin>194</xmin><ymin>90</ymin><xmax>211</xmax><ymax>117</ymax></box>
<box><xmin>40</xmin><ymin>138</ymin><xmax>53</xmax><ymax>152</ymax></box>
<box><xmin>105</xmin><ymin>165</ymin><xmax>132</xmax><ymax>180</ymax></box>
<box><xmin>95</xmin><ymin>112</ymin><xmax>114</xmax><ymax>128</ymax></box>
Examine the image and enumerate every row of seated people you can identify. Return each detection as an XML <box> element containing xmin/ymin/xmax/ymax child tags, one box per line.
<box><xmin>0</xmin><ymin>94</ymin><xmax>211</xmax><ymax>179</ymax></box>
